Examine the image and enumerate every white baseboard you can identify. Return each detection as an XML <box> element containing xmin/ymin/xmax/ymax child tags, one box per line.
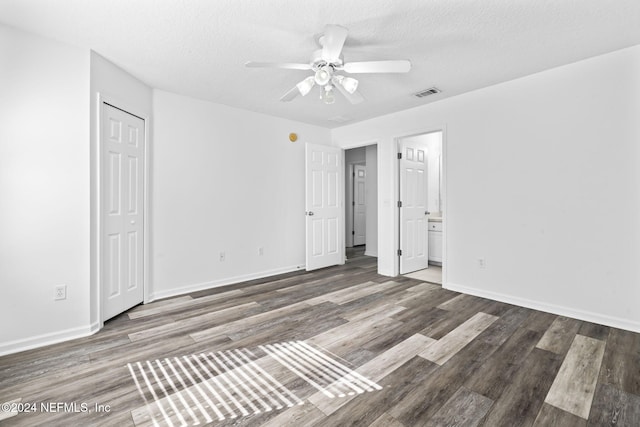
<box><xmin>149</xmin><ymin>264</ymin><xmax>305</xmax><ymax>301</ymax></box>
<box><xmin>445</xmin><ymin>281</ymin><xmax>640</xmax><ymax>333</ymax></box>
<box><xmin>0</xmin><ymin>322</ymin><xmax>100</xmax><ymax>357</ymax></box>
<box><xmin>364</xmin><ymin>250</ymin><xmax>378</xmax><ymax>257</ymax></box>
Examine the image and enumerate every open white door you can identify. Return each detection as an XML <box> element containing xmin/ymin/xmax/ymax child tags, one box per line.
<box><xmin>102</xmin><ymin>103</ymin><xmax>145</xmax><ymax>320</ymax></box>
<box><xmin>306</xmin><ymin>143</ymin><xmax>342</xmax><ymax>271</ymax></box>
<box><xmin>399</xmin><ymin>138</ymin><xmax>429</xmax><ymax>274</ymax></box>
<box><xmin>353</xmin><ymin>164</ymin><xmax>366</xmax><ymax>246</ymax></box>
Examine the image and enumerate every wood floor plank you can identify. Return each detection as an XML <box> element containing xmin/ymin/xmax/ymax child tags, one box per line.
<box><xmin>525</xmin><ymin>310</ymin><xmax>557</xmax><ymax>332</ymax></box>
<box><xmin>306</xmin><ymin>309</ymin><xmax>405</xmax><ymax>349</ymax></box>
<box><xmin>544</xmin><ymin>334</ymin><xmax>606</xmax><ymax>419</ymax></box>
<box><xmin>481</xmin><ymin>348</ymin><xmax>563</xmax><ymax>427</ymax></box>
<box><xmin>389</xmin><ymin>337</ymin><xmax>499</xmax><ymax>425</ymax></box>
<box><xmin>189</xmin><ymin>301</ymin><xmax>311</xmax><ymax>342</ymax></box>
<box><xmin>578</xmin><ymin>321</ymin><xmax>609</xmax><ymax>341</ymax></box>
<box><xmin>259</xmin><ymin>403</ymin><xmax>325</xmax><ymax>427</ymax></box>
<box><xmin>419</xmin><ymin>312</ymin><xmax>498</xmax><ymax>365</ymax></box>
<box><xmin>532</xmin><ymin>403</ymin><xmax>587</xmax><ymax>427</ymax></box>
<box><xmin>464</xmin><ymin>326</ymin><xmax>542</xmax><ymax>401</ymax></box>
<box><xmin>309</xmin><ymin>333</ymin><xmax>436</xmax><ymax>416</ymax></box>
<box><xmin>341</xmin><ymin>299</ymin><xmax>406</xmax><ymax>322</ymax></box>
<box><xmin>598</xmin><ymin>328</ymin><xmax>640</xmax><ymax>396</ymax></box>
<box><xmin>127</xmin><ymin>289</ymin><xmax>245</xmax><ymax>319</ymax></box>
<box><xmin>307</xmin><ymin>280</ymin><xmax>401</xmax><ymax>306</ymax></box>
<box><xmin>369</xmin><ymin>412</ymin><xmax>405</xmax><ymax>427</ymax></box>
<box><xmin>418</xmin><ymin>300</ymin><xmax>498</xmax><ymax>340</ymax></box>
<box><xmin>476</xmin><ymin>305</ymin><xmax>531</xmax><ymax>347</ymax></box>
<box><xmin>128</xmin><ymin>301</ymin><xmax>262</xmax><ymax>342</ymax></box>
<box><xmin>315</xmin><ymin>356</ymin><xmax>438</xmax><ymax>427</ymax></box>
<box><xmin>535</xmin><ymin>315</ymin><xmax>581</xmax><ymax>355</ymax></box>
<box><xmin>126</xmin><ymin>295</ymin><xmax>192</xmax><ymax>315</ymax></box>
<box><xmin>588</xmin><ymin>383</ymin><xmax>640</xmax><ymax>427</ymax></box>
<box><xmin>425</xmin><ymin>386</ymin><xmax>493</xmax><ymax>427</ymax></box>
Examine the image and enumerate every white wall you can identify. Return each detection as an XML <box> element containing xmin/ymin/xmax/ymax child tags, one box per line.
<box><xmin>89</xmin><ymin>51</ymin><xmax>152</xmax><ymax>325</ymax></box>
<box><xmin>332</xmin><ymin>45</ymin><xmax>640</xmax><ymax>332</ymax></box>
<box><xmin>365</xmin><ymin>145</ymin><xmax>378</xmax><ymax>257</ymax></box>
<box><xmin>151</xmin><ymin>90</ymin><xmax>331</xmax><ymax>299</ymax></box>
<box><xmin>0</xmin><ymin>25</ymin><xmax>91</xmax><ymax>353</ymax></box>
<box><xmin>426</xmin><ymin>133</ymin><xmax>442</xmax><ymax>215</ymax></box>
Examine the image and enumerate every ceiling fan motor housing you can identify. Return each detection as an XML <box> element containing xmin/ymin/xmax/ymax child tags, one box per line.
<box><xmin>310</xmin><ymin>49</ymin><xmax>343</xmax><ymax>71</ymax></box>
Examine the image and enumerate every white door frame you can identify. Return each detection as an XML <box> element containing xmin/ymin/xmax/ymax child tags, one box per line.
<box><xmin>345</xmin><ymin>163</ymin><xmax>355</xmax><ymax>248</ymax></box>
<box><xmin>345</xmin><ymin>161</ymin><xmax>366</xmax><ymax>248</ymax></box>
<box><xmin>340</xmin><ymin>142</ymin><xmax>379</xmax><ymax>262</ymax></box>
<box><xmin>393</xmin><ymin>126</ymin><xmax>447</xmax><ymax>281</ymax></box>
<box><xmin>94</xmin><ymin>93</ymin><xmax>151</xmax><ymax>327</ymax></box>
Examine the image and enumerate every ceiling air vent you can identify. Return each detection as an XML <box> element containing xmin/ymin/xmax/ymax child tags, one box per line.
<box><xmin>327</xmin><ymin>116</ymin><xmax>352</xmax><ymax>124</ymax></box>
<box><xmin>414</xmin><ymin>87</ymin><xmax>441</xmax><ymax>98</ymax></box>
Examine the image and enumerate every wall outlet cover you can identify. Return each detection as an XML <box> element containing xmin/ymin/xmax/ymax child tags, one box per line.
<box><xmin>54</xmin><ymin>285</ymin><xmax>67</xmax><ymax>300</ymax></box>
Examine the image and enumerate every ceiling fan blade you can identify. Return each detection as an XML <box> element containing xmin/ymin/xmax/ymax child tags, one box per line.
<box><xmin>332</xmin><ymin>79</ymin><xmax>364</xmax><ymax>105</ymax></box>
<box><xmin>321</xmin><ymin>25</ymin><xmax>348</xmax><ymax>63</ymax></box>
<box><xmin>343</xmin><ymin>60</ymin><xmax>411</xmax><ymax>74</ymax></box>
<box><xmin>279</xmin><ymin>86</ymin><xmax>300</xmax><ymax>102</ymax></box>
<box><xmin>245</xmin><ymin>61</ymin><xmax>311</xmax><ymax>70</ymax></box>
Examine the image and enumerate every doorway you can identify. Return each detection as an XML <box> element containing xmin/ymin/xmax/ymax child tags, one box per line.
<box><xmin>397</xmin><ymin>131</ymin><xmax>443</xmax><ymax>281</ymax></box>
<box><xmin>345</xmin><ymin>144</ymin><xmax>378</xmax><ymax>260</ymax></box>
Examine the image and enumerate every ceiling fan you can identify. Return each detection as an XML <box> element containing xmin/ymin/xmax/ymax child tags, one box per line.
<box><xmin>245</xmin><ymin>24</ymin><xmax>411</xmax><ymax>105</ymax></box>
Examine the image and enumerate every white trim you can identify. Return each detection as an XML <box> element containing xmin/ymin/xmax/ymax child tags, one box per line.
<box><xmin>149</xmin><ymin>265</ymin><xmax>304</xmax><ymax>301</ymax></box>
<box><xmin>340</xmin><ymin>141</ymin><xmax>379</xmax><ymax>265</ymax></box>
<box><xmin>364</xmin><ymin>251</ymin><xmax>378</xmax><ymax>257</ymax></box>
<box><xmin>94</xmin><ymin>93</ymin><xmax>151</xmax><ymax>328</ymax></box>
<box><xmin>445</xmin><ymin>281</ymin><xmax>640</xmax><ymax>333</ymax></box>
<box><xmin>345</xmin><ymin>163</ymin><xmax>354</xmax><ymax>248</ymax></box>
<box><xmin>0</xmin><ymin>322</ymin><xmax>101</xmax><ymax>357</ymax></box>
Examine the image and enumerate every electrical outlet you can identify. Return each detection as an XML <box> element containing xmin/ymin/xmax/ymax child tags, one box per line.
<box><xmin>258</xmin><ymin>247</ymin><xmax>264</xmax><ymax>256</ymax></box>
<box><xmin>54</xmin><ymin>285</ymin><xmax>67</xmax><ymax>300</ymax></box>
<box><xmin>219</xmin><ymin>252</ymin><xmax>226</xmax><ymax>262</ymax></box>
<box><xmin>477</xmin><ymin>258</ymin><xmax>486</xmax><ymax>269</ymax></box>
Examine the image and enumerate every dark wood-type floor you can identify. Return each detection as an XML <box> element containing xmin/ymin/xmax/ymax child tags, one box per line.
<box><xmin>1</xmin><ymin>249</ymin><xmax>639</xmax><ymax>426</ymax></box>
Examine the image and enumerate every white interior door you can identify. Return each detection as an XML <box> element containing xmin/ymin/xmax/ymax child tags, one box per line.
<box><xmin>102</xmin><ymin>103</ymin><xmax>145</xmax><ymax>320</ymax></box>
<box><xmin>306</xmin><ymin>143</ymin><xmax>342</xmax><ymax>271</ymax></box>
<box><xmin>353</xmin><ymin>164</ymin><xmax>366</xmax><ymax>246</ymax></box>
<box><xmin>399</xmin><ymin>138</ymin><xmax>429</xmax><ymax>274</ymax></box>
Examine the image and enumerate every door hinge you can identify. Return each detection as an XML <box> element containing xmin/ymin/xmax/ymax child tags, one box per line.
<box><xmin>353</xmin><ymin>171</ymin><xmax>356</xmax><ymax>177</ymax></box>
<box><xmin>352</xmin><ymin>230</ymin><xmax>355</xmax><ymax>235</ymax></box>
<box><xmin>397</xmin><ymin>249</ymin><xmax>402</xmax><ymax>256</ymax></box>
<box><xmin>397</xmin><ymin>152</ymin><xmax>402</xmax><ymax>159</ymax></box>
<box><xmin>397</xmin><ymin>201</ymin><xmax>402</xmax><ymax>208</ymax></box>
<box><xmin>352</xmin><ymin>200</ymin><xmax>355</xmax><ymax>206</ymax></box>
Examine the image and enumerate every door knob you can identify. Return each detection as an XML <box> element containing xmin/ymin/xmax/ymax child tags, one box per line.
<box><xmin>307</xmin><ymin>211</ymin><xmax>314</xmax><ymax>216</ymax></box>
<box><xmin>425</xmin><ymin>211</ymin><xmax>430</xmax><ymax>215</ymax></box>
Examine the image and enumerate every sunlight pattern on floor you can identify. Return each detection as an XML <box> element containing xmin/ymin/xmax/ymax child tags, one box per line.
<box><xmin>127</xmin><ymin>341</ymin><xmax>382</xmax><ymax>426</ymax></box>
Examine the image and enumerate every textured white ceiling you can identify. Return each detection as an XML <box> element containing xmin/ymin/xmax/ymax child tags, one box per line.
<box><xmin>2</xmin><ymin>0</ymin><xmax>639</xmax><ymax>128</ymax></box>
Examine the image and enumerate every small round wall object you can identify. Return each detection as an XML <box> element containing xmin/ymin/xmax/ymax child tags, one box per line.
<box><xmin>289</xmin><ymin>133</ymin><xmax>298</xmax><ymax>142</ymax></box>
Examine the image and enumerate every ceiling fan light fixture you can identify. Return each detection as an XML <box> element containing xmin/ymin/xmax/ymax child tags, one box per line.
<box><xmin>296</xmin><ymin>76</ymin><xmax>315</xmax><ymax>96</ymax></box>
<box><xmin>340</xmin><ymin>76</ymin><xmax>359</xmax><ymax>94</ymax></box>
<box><xmin>314</xmin><ymin>67</ymin><xmax>332</xmax><ymax>86</ymax></box>
<box><xmin>321</xmin><ymin>85</ymin><xmax>335</xmax><ymax>104</ymax></box>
